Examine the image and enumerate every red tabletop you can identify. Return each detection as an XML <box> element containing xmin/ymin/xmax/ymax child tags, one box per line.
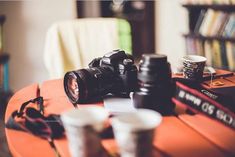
<box><xmin>5</xmin><ymin>75</ymin><xmax>235</xmax><ymax>157</ymax></box>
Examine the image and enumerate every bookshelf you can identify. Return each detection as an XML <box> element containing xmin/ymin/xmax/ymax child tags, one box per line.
<box><xmin>182</xmin><ymin>3</ymin><xmax>235</xmax><ymax>71</ymax></box>
<box><xmin>0</xmin><ymin>15</ymin><xmax>11</xmax><ymax>115</ymax></box>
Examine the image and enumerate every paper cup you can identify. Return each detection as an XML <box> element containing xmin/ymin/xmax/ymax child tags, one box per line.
<box><xmin>111</xmin><ymin>109</ymin><xmax>162</xmax><ymax>157</ymax></box>
<box><xmin>182</xmin><ymin>55</ymin><xmax>207</xmax><ymax>81</ymax></box>
<box><xmin>61</xmin><ymin>106</ymin><xmax>109</xmax><ymax>157</ymax></box>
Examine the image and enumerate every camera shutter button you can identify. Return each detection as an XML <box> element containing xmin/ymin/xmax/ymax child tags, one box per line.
<box><xmin>94</xmin><ymin>73</ymin><xmax>102</xmax><ymax>79</ymax></box>
<box><xmin>123</xmin><ymin>59</ymin><xmax>133</xmax><ymax>65</ymax></box>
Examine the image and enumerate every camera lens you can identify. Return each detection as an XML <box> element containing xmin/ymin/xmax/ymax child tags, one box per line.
<box><xmin>66</xmin><ymin>73</ymin><xmax>79</xmax><ymax>101</ymax></box>
<box><xmin>133</xmin><ymin>54</ymin><xmax>175</xmax><ymax>115</ymax></box>
<box><xmin>64</xmin><ymin>67</ymin><xmax>116</xmax><ymax>104</ymax></box>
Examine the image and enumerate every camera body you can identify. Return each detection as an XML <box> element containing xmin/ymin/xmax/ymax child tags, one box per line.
<box><xmin>64</xmin><ymin>50</ymin><xmax>137</xmax><ymax>104</ymax></box>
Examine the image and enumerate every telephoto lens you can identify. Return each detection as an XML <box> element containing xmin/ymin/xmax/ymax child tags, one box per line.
<box><xmin>64</xmin><ymin>50</ymin><xmax>138</xmax><ymax>105</ymax></box>
<box><xmin>132</xmin><ymin>54</ymin><xmax>175</xmax><ymax>115</ymax></box>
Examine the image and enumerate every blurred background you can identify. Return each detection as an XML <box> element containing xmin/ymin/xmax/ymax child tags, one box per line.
<box><xmin>0</xmin><ymin>0</ymin><xmax>187</xmax><ymax>93</ymax></box>
<box><xmin>0</xmin><ymin>1</ymin><xmax>187</xmax><ymax>155</ymax></box>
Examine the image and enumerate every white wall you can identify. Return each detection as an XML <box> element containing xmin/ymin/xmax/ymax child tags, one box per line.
<box><xmin>0</xmin><ymin>0</ymin><xmax>76</xmax><ymax>91</ymax></box>
<box><xmin>155</xmin><ymin>0</ymin><xmax>188</xmax><ymax>69</ymax></box>
<box><xmin>0</xmin><ymin>0</ymin><xmax>187</xmax><ymax>91</ymax></box>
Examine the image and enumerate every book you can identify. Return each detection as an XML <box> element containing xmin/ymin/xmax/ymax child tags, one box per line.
<box><xmin>218</xmin><ymin>13</ymin><xmax>230</xmax><ymax>36</ymax></box>
<box><xmin>223</xmin><ymin>14</ymin><xmax>235</xmax><ymax>37</ymax></box>
<box><xmin>204</xmin><ymin>40</ymin><xmax>213</xmax><ymax>66</ymax></box>
<box><xmin>212</xmin><ymin>40</ymin><xmax>222</xmax><ymax>68</ymax></box>
<box><xmin>196</xmin><ymin>39</ymin><xmax>204</xmax><ymax>56</ymax></box>
<box><xmin>199</xmin><ymin>9</ymin><xmax>217</xmax><ymax>36</ymax></box>
<box><xmin>220</xmin><ymin>41</ymin><xmax>229</xmax><ymax>69</ymax></box>
<box><xmin>207</xmin><ymin>11</ymin><xmax>219</xmax><ymax>36</ymax></box>
<box><xmin>225</xmin><ymin>42</ymin><xmax>235</xmax><ymax>71</ymax></box>
<box><xmin>210</xmin><ymin>12</ymin><xmax>228</xmax><ymax>36</ymax></box>
<box><xmin>186</xmin><ymin>37</ymin><xmax>198</xmax><ymax>55</ymax></box>
<box><xmin>194</xmin><ymin>10</ymin><xmax>207</xmax><ymax>34</ymax></box>
<box><xmin>173</xmin><ymin>81</ymin><xmax>235</xmax><ymax>130</ymax></box>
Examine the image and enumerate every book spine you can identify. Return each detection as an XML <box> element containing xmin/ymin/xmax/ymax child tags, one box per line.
<box><xmin>207</xmin><ymin>11</ymin><xmax>219</xmax><ymax>36</ymax></box>
<box><xmin>223</xmin><ymin>14</ymin><xmax>235</xmax><ymax>37</ymax></box>
<box><xmin>173</xmin><ymin>81</ymin><xmax>235</xmax><ymax>129</ymax></box>
<box><xmin>194</xmin><ymin>10</ymin><xmax>206</xmax><ymax>34</ymax></box>
<box><xmin>210</xmin><ymin>12</ymin><xmax>227</xmax><ymax>36</ymax></box>
<box><xmin>218</xmin><ymin>13</ymin><xmax>230</xmax><ymax>36</ymax></box>
<box><xmin>199</xmin><ymin>9</ymin><xmax>215</xmax><ymax>36</ymax></box>
<box><xmin>196</xmin><ymin>39</ymin><xmax>204</xmax><ymax>56</ymax></box>
<box><xmin>212</xmin><ymin>40</ymin><xmax>222</xmax><ymax>68</ymax></box>
<box><xmin>204</xmin><ymin>40</ymin><xmax>213</xmax><ymax>66</ymax></box>
<box><xmin>225</xmin><ymin>42</ymin><xmax>235</xmax><ymax>71</ymax></box>
<box><xmin>220</xmin><ymin>41</ymin><xmax>229</xmax><ymax>69</ymax></box>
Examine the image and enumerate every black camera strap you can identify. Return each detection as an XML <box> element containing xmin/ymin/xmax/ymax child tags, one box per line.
<box><xmin>173</xmin><ymin>81</ymin><xmax>235</xmax><ymax>130</ymax></box>
<box><xmin>5</xmin><ymin>97</ymin><xmax>64</xmax><ymax>157</ymax></box>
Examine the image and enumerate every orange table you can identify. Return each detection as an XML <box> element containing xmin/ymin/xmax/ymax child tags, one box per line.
<box><xmin>5</xmin><ymin>76</ymin><xmax>235</xmax><ymax>157</ymax></box>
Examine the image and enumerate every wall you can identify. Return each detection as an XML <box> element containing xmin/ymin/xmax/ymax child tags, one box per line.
<box><xmin>155</xmin><ymin>0</ymin><xmax>189</xmax><ymax>70</ymax></box>
<box><xmin>0</xmin><ymin>0</ymin><xmax>76</xmax><ymax>91</ymax></box>
<box><xmin>0</xmin><ymin>0</ymin><xmax>187</xmax><ymax>91</ymax></box>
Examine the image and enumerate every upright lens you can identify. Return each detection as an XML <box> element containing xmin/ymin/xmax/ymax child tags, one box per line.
<box><xmin>133</xmin><ymin>54</ymin><xmax>175</xmax><ymax>115</ymax></box>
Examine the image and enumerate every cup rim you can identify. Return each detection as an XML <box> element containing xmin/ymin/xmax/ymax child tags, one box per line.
<box><xmin>182</xmin><ymin>55</ymin><xmax>207</xmax><ymax>63</ymax></box>
<box><xmin>111</xmin><ymin>109</ymin><xmax>162</xmax><ymax>132</ymax></box>
<box><xmin>61</xmin><ymin>106</ymin><xmax>109</xmax><ymax>127</ymax></box>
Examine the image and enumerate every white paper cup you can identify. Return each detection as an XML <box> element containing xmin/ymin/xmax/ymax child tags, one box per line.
<box><xmin>111</xmin><ymin>109</ymin><xmax>162</xmax><ymax>157</ymax></box>
<box><xmin>182</xmin><ymin>55</ymin><xmax>207</xmax><ymax>81</ymax></box>
<box><xmin>61</xmin><ymin>106</ymin><xmax>109</xmax><ymax>157</ymax></box>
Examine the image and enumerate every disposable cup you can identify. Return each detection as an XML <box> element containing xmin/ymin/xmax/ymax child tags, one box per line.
<box><xmin>111</xmin><ymin>109</ymin><xmax>162</xmax><ymax>157</ymax></box>
<box><xmin>61</xmin><ymin>106</ymin><xmax>109</xmax><ymax>157</ymax></box>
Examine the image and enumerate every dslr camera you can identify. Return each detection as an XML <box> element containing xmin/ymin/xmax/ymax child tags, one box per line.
<box><xmin>64</xmin><ymin>50</ymin><xmax>137</xmax><ymax>104</ymax></box>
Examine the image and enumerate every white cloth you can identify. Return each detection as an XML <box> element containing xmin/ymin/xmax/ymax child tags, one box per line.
<box><xmin>44</xmin><ymin>18</ymin><xmax>120</xmax><ymax>79</ymax></box>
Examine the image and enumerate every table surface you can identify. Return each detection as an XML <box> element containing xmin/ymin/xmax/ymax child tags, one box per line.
<box><xmin>4</xmin><ymin>71</ymin><xmax>235</xmax><ymax>157</ymax></box>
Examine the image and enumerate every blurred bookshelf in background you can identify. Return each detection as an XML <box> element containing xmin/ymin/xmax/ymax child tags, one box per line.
<box><xmin>182</xmin><ymin>0</ymin><xmax>235</xmax><ymax>71</ymax></box>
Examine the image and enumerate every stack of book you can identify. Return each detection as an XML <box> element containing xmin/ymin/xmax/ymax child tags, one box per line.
<box><xmin>183</xmin><ymin>0</ymin><xmax>235</xmax><ymax>4</ymax></box>
<box><xmin>196</xmin><ymin>9</ymin><xmax>235</xmax><ymax>37</ymax></box>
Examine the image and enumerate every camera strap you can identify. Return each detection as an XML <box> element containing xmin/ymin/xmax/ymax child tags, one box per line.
<box><xmin>172</xmin><ymin>81</ymin><xmax>235</xmax><ymax>130</ymax></box>
<box><xmin>5</xmin><ymin>97</ymin><xmax>64</xmax><ymax>148</ymax></box>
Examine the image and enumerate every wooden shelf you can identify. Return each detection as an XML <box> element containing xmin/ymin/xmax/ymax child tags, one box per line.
<box><xmin>0</xmin><ymin>53</ymin><xmax>9</xmax><ymax>64</ymax></box>
<box><xmin>182</xmin><ymin>4</ymin><xmax>235</xmax><ymax>12</ymax></box>
<box><xmin>183</xmin><ymin>33</ymin><xmax>235</xmax><ymax>42</ymax></box>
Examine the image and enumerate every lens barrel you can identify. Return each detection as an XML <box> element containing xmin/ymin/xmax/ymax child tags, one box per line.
<box><xmin>133</xmin><ymin>54</ymin><xmax>175</xmax><ymax>115</ymax></box>
<box><xmin>64</xmin><ymin>67</ymin><xmax>115</xmax><ymax>104</ymax></box>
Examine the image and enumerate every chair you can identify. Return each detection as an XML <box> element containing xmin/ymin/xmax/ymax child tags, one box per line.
<box><xmin>44</xmin><ymin>18</ymin><xmax>132</xmax><ymax>79</ymax></box>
